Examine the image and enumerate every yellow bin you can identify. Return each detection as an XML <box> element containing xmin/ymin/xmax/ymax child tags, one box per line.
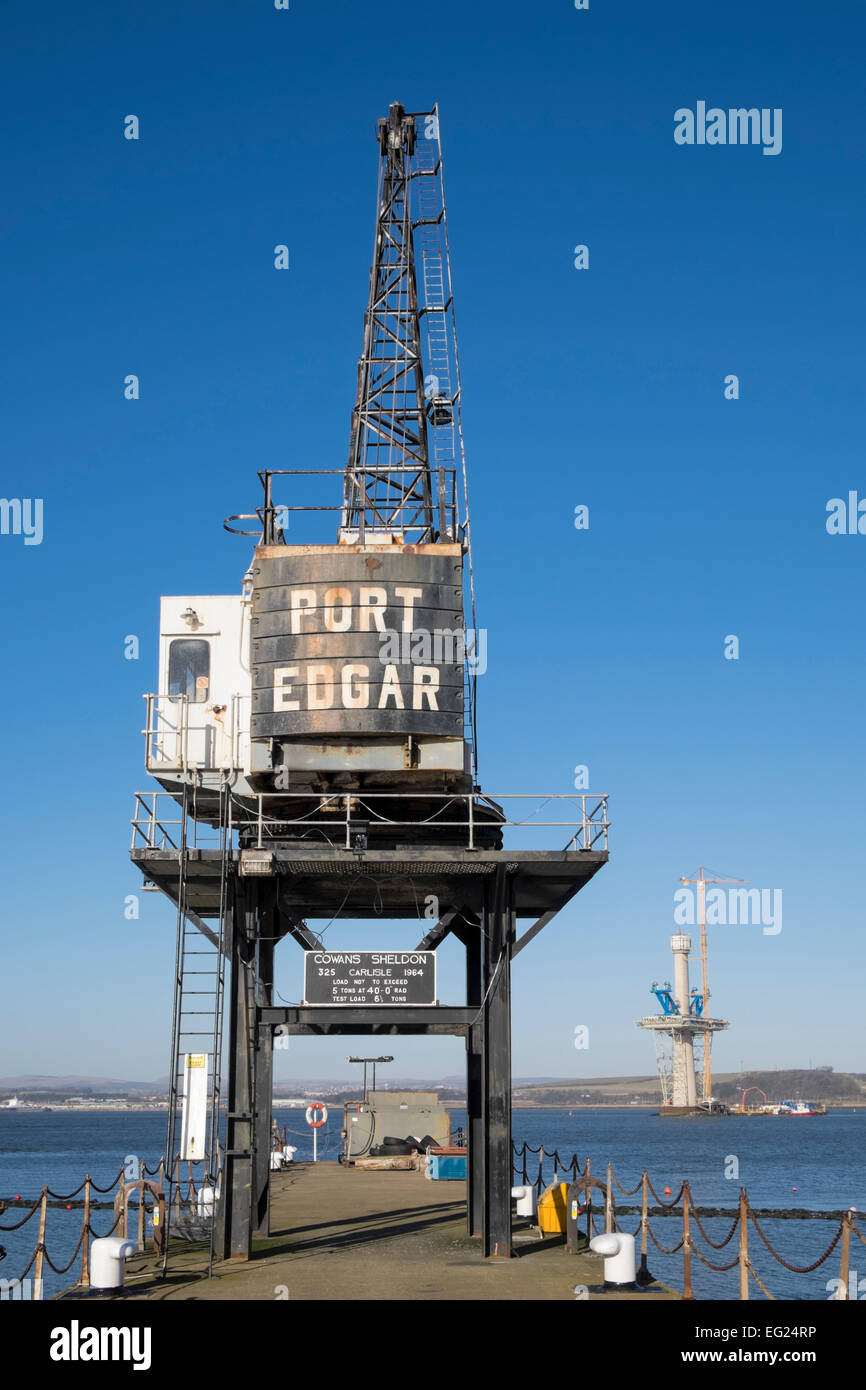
<box><xmin>536</xmin><ymin>1181</ymin><xmax>569</xmax><ymax>1234</ymax></box>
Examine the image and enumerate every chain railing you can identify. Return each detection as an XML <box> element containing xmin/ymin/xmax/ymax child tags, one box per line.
<box><xmin>0</xmin><ymin>1155</ymin><xmax>214</xmax><ymax>1300</ymax></box>
<box><xmin>511</xmin><ymin>1142</ymin><xmax>862</xmax><ymax>1300</ymax></box>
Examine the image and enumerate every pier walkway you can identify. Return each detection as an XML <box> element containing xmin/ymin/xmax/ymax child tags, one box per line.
<box><xmin>119</xmin><ymin>1162</ymin><xmax>675</xmax><ymax>1302</ymax></box>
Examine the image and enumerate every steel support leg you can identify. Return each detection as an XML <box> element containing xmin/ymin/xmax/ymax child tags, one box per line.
<box><xmin>456</xmin><ymin>919</ymin><xmax>483</xmax><ymax>1238</ymax></box>
<box><xmin>216</xmin><ymin>878</ymin><xmax>257</xmax><ymax>1260</ymax></box>
<box><xmin>482</xmin><ymin>867</ymin><xmax>513</xmax><ymax>1258</ymax></box>
<box><xmin>253</xmin><ymin>884</ymin><xmax>277</xmax><ymax>1237</ymax></box>
<box><xmin>212</xmin><ymin>893</ymin><xmax>233</xmax><ymax>1261</ymax></box>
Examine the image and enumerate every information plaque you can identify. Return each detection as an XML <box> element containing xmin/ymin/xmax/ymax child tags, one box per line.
<box><xmin>303</xmin><ymin>951</ymin><xmax>437</xmax><ymax>1006</ymax></box>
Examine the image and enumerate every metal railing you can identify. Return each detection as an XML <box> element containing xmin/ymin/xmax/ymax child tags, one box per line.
<box><xmin>130</xmin><ymin>791</ymin><xmax>223</xmax><ymax>852</ymax></box>
<box><xmin>513</xmin><ymin>1144</ymin><xmax>864</xmax><ymax>1301</ymax></box>
<box><xmin>143</xmin><ymin>692</ymin><xmax>190</xmax><ymax>771</ymax></box>
<box><xmin>131</xmin><ymin>789</ymin><xmax>609</xmax><ymax>855</ymax></box>
<box><xmin>223</xmin><ymin>468</ymin><xmax>461</xmax><ymax>546</ymax></box>
<box><xmin>0</xmin><ymin>1153</ymin><xmax>220</xmax><ymax>1299</ymax></box>
<box><xmin>143</xmin><ymin>693</ymin><xmax>248</xmax><ymax>775</ymax></box>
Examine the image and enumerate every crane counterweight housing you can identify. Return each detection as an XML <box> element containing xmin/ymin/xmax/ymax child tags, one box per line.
<box><xmin>249</xmin><ymin>541</ymin><xmax>466</xmax><ymax>746</ymax></box>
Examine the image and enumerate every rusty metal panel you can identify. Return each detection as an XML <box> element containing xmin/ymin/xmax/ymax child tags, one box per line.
<box><xmin>253</xmin><ymin>706</ymin><xmax>463</xmax><ymax>739</ymax></box>
<box><xmin>254</xmin><ymin>737</ymin><xmax>467</xmax><ymax>773</ymax></box>
<box><xmin>251</xmin><ymin>604</ymin><xmax>462</xmax><ymax>640</ymax></box>
<box><xmin>254</xmin><ymin>541</ymin><xmax>462</xmax><ymax>561</ymax></box>
<box><xmin>253</xmin><ymin>632</ymin><xmax>464</xmax><ymax>664</ymax></box>
<box><xmin>252</xmin><ymin>586</ymin><xmax>462</xmax><ymax>617</ymax></box>
<box><xmin>254</xmin><ymin>544</ymin><xmax>462</xmax><ymax>583</ymax></box>
<box><xmin>252</xmin><ymin>658</ymin><xmax>464</xmax><ymax>687</ymax></box>
<box><xmin>250</xmin><ymin>544</ymin><xmax>467</xmax><ymax>740</ymax></box>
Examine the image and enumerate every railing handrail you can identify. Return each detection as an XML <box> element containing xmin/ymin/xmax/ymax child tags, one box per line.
<box><xmin>511</xmin><ymin>1141</ymin><xmax>862</xmax><ymax>1300</ymax></box>
<box><xmin>130</xmin><ymin>788</ymin><xmax>610</xmax><ymax>854</ymax></box>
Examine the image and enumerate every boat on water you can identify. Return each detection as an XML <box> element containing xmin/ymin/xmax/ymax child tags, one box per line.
<box><xmin>728</xmin><ymin>1087</ymin><xmax>827</xmax><ymax>1116</ymax></box>
<box><xmin>777</xmin><ymin>1098</ymin><xmax>826</xmax><ymax>1116</ymax></box>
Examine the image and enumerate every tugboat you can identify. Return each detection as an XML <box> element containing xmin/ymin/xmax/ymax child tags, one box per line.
<box><xmin>778</xmin><ymin>1098</ymin><xmax>826</xmax><ymax>1116</ymax></box>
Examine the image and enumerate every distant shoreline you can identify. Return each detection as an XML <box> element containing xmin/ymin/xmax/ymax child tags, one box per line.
<box><xmin>3</xmin><ymin>1101</ymin><xmax>865</xmax><ymax>1115</ymax></box>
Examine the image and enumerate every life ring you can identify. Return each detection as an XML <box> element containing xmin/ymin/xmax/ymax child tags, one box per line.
<box><xmin>305</xmin><ymin>1103</ymin><xmax>328</xmax><ymax>1128</ymax></box>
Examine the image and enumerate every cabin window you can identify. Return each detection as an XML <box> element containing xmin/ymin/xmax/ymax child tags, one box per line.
<box><xmin>168</xmin><ymin>639</ymin><xmax>210</xmax><ymax>703</ymax></box>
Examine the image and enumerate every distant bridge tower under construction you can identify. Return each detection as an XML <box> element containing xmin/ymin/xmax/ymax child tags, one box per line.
<box><xmin>637</xmin><ymin>933</ymin><xmax>729</xmax><ymax>1115</ymax></box>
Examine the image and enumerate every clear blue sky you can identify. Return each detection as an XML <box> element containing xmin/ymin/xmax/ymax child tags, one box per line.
<box><xmin>1</xmin><ymin>0</ymin><xmax>863</xmax><ymax>1085</ymax></box>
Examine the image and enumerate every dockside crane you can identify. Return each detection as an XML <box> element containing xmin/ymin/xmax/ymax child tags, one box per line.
<box><xmin>130</xmin><ymin>101</ymin><xmax>611</xmax><ymax>1263</ymax></box>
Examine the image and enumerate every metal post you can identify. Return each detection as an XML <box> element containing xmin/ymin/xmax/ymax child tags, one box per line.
<box><xmin>263</xmin><ymin>471</ymin><xmax>273</xmax><ymax>544</ymax></box>
<box><xmin>253</xmin><ymin>884</ymin><xmax>276</xmax><ymax>1237</ymax></box>
<box><xmin>605</xmin><ymin>1162</ymin><xmax>613</xmax><ymax>1234</ymax></box>
<box><xmin>80</xmin><ymin>1176</ymin><xmax>91</xmax><ymax>1289</ymax></box>
<box><xmin>466</xmin><ymin>1017</ymin><xmax>483</xmax><ymax>1237</ymax></box>
<box><xmin>216</xmin><ymin>879</ymin><xmax>256</xmax><ymax>1260</ymax></box>
<box><xmin>565</xmin><ymin>1182</ymin><xmax>582</xmax><ymax>1254</ymax></box>
<box><xmin>638</xmin><ymin>1170</ymin><xmax>650</xmax><ymax>1284</ymax></box>
<box><xmin>34</xmin><ymin>1188</ymin><xmax>48</xmax><ymax>1299</ymax></box>
<box><xmin>137</xmin><ymin>1180</ymin><xmax>146</xmax><ymax>1252</ymax></box>
<box><xmin>838</xmin><ymin>1211</ymin><xmax>852</xmax><ymax>1300</ymax></box>
<box><xmin>682</xmin><ymin>1182</ymin><xmax>693</xmax><ymax>1300</ymax></box>
<box><xmin>482</xmin><ymin>867</ymin><xmax>513</xmax><ymax>1258</ymax></box>
<box><xmin>181</xmin><ymin>695</ymin><xmax>189</xmax><ymax>774</ymax></box>
<box><xmin>457</xmin><ymin>918</ymin><xmax>483</xmax><ymax>1237</ymax></box>
<box><xmin>738</xmin><ymin>1188</ymin><xmax>750</xmax><ymax>1300</ymax></box>
<box><xmin>437</xmin><ymin>467</ymin><xmax>447</xmax><ymax>538</ymax></box>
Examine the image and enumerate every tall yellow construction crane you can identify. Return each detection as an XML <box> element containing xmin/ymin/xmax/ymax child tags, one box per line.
<box><xmin>678</xmin><ymin>866</ymin><xmax>745</xmax><ymax>1100</ymax></box>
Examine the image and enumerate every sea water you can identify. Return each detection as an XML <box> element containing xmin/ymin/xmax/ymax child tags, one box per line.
<box><xmin>1</xmin><ymin>1107</ymin><xmax>862</xmax><ymax>1301</ymax></box>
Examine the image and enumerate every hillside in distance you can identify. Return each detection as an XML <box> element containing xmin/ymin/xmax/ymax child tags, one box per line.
<box><xmin>513</xmin><ymin>1069</ymin><xmax>866</xmax><ymax>1107</ymax></box>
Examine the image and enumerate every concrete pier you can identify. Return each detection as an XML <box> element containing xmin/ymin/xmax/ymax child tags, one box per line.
<box><xmin>118</xmin><ymin>1163</ymin><xmax>675</xmax><ymax>1302</ymax></box>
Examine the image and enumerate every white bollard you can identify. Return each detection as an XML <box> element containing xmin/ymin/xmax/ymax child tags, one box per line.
<box><xmin>196</xmin><ymin>1185</ymin><xmax>216</xmax><ymax>1216</ymax></box>
<box><xmin>90</xmin><ymin>1237</ymin><xmax>138</xmax><ymax>1292</ymax></box>
<box><xmin>281</xmin><ymin>1145</ymin><xmax>298</xmax><ymax>1164</ymax></box>
<box><xmin>511</xmin><ymin>1185</ymin><xmax>538</xmax><ymax>1218</ymax></box>
<box><xmin>590</xmin><ymin>1232</ymin><xmax>637</xmax><ymax>1288</ymax></box>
